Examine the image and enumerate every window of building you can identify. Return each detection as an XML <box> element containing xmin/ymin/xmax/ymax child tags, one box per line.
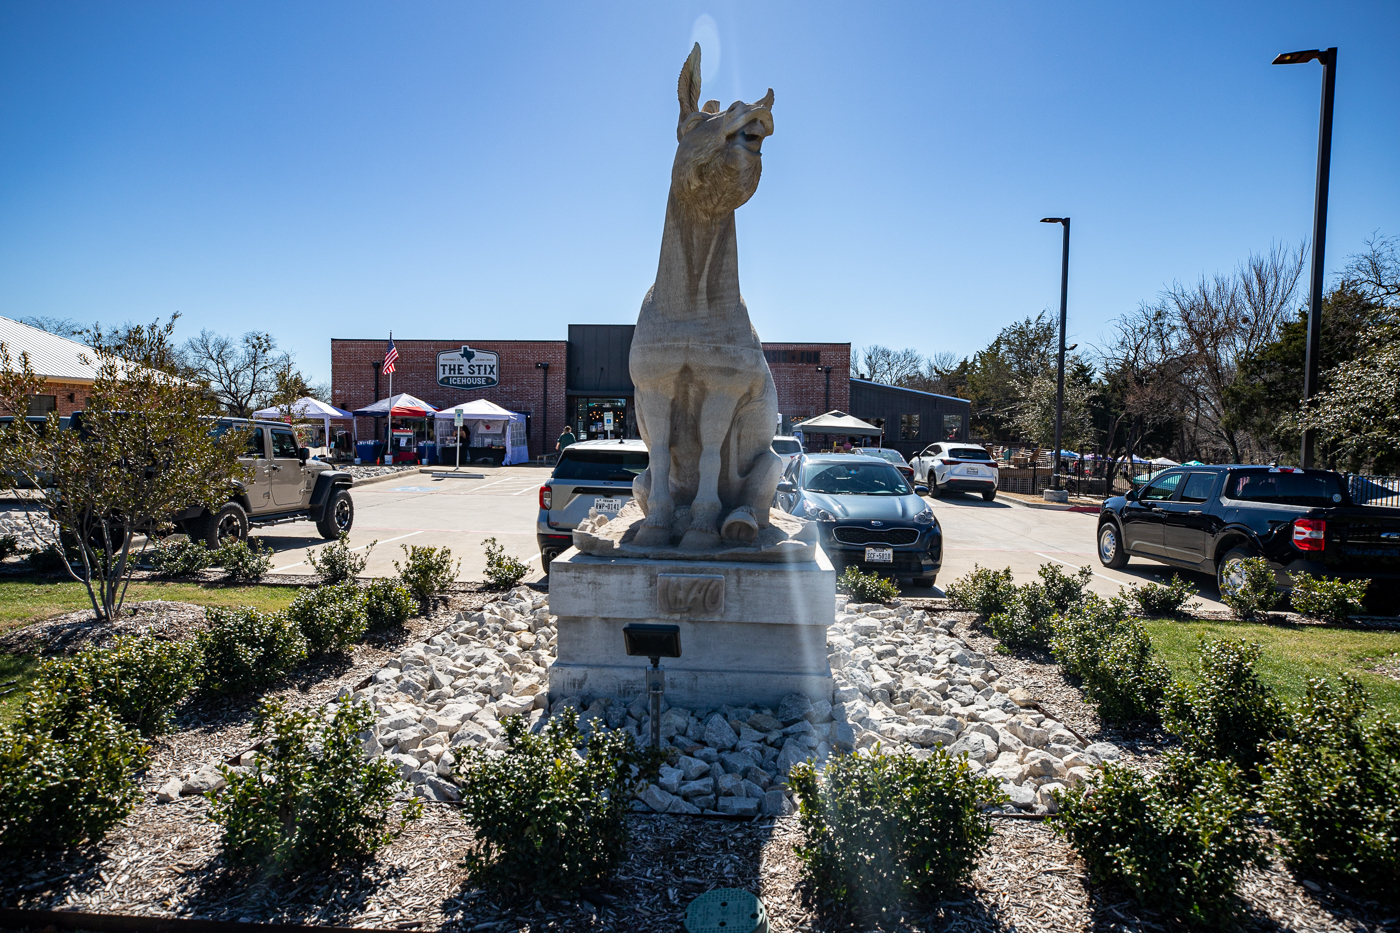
<box><xmin>942</xmin><ymin>413</ymin><xmax>965</xmax><ymax>439</ymax></box>
<box><xmin>900</xmin><ymin>413</ymin><xmax>920</xmax><ymax>439</ymax></box>
<box><xmin>26</xmin><ymin>395</ymin><xmax>56</xmax><ymax>416</ymax></box>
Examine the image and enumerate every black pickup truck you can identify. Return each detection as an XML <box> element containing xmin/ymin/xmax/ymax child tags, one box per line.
<box><xmin>1097</xmin><ymin>464</ymin><xmax>1400</xmax><ymax>612</ymax></box>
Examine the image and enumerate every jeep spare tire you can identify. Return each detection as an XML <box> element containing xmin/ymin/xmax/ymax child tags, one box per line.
<box><xmin>317</xmin><ymin>488</ymin><xmax>354</xmax><ymax>539</ymax></box>
<box><xmin>198</xmin><ymin>502</ymin><xmax>248</xmax><ymax>549</ymax></box>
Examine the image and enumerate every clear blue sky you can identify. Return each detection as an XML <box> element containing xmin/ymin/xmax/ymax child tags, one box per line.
<box><xmin>2</xmin><ymin>2</ymin><xmax>1397</xmax><ymax>384</ymax></box>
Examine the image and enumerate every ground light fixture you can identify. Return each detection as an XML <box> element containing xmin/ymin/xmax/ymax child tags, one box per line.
<box><xmin>1040</xmin><ymin>216</ymin><xmax>1071</xmax><ymax>490</ymax></box>
<box><xmin>621</xmin><ymin>622</ymin><xmax>681</xmax><ymax>748</ymax></box>
<box><xmin>1272</xmin><ymin>47</ymin><xmax>1337</xmax><ymax>469</ymax></box>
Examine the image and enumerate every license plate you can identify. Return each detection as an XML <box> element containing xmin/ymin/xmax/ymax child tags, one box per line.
<box><xmin>865</xmin><ymin>547</ymin><xmax>893</xmax><ymax>563</ymax></box>
<box><xmin>593</xmin><ymin>497</ymin><xmax>622</xmax><ymax>512</ymax></box>
<box><xmin>966</xmin><ymin>467</ymin><xmax>980</xmax><ymax>474</ymax></box>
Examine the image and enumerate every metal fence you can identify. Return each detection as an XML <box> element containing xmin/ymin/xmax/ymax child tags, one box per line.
<box><xmin>1348</xmin><ymin>474</ymin><xmax>1400</xmax><ymax>508</ymax></box>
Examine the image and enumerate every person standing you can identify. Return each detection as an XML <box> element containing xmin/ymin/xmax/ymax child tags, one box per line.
<box><xmin>556</xmin><ymin>426</ymin><xmax>576</xmax><ymax>452</ymax></box>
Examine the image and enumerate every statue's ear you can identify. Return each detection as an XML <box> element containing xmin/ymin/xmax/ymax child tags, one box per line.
<box><xmin>677</xmin><ymin>43</ymin><xmax>702</xmax><ymax>136</ymax></box>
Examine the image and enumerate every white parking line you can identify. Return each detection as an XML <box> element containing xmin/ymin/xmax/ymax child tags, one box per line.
<box><xmin>1034</xmin><ymin>551</ymin><xmax>1122</xmax><ymax>584</ymax></box>
<box><xmin>274</xmin><ymin>530</ymin><xmax>425</xmax><ymax>572</ymax></box>
<box><xmin>511</xmin><ymin>483</ymin><xmax>541</xmax><ymax>495</ymax></box>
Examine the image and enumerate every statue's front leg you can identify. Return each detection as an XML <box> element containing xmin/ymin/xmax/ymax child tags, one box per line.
<box><xmin>722</xmin><ymin>447</ymin><xmax>782</xmax><ymax>543</ymax></box>
<box><xmin>633</xmin><ymin>390</ymin><xmax>675</xmax><ymax>547</ymax></box>
<box><xmin>680</xmin><ymin>391</ymin><xmax>740</xmax><ymax>550</ymax></box>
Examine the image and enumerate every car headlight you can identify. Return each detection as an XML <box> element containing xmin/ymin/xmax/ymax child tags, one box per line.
<box><xmin>913</xmin><ymin>506</ymin><xmax>936</xmax><ymax>525</ymax></box>
<box><xmin>800</xmin><ymin>501</ymin><xmax>835</xmax><ymax>522</ymax></box>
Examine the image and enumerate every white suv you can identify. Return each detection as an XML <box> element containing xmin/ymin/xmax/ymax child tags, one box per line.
<box><xmin>772</xmin><ymin>435</ymin><xmax>803</xmax><ymax>474</ymax></box>
<box><xmin>910</xmin><ymin>442</ymin><xmax>999</xmax><ymax>501</ymax></box>
<box><xmin>536</xmin><ymin>439</ymin><xmax>648</xmax><ymax>573</ymax></box>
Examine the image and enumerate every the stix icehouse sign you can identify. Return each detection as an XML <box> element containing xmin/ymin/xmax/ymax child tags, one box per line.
<box><xmin>436</xmin><ymin>345</ymin><xmax>500</xmax><ymax>389</ymax></box>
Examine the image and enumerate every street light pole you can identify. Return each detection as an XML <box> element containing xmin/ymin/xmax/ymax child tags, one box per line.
<box><xmin>1273</xmin><ymin>46</ymin><xmax>1337</xmax><ymax>469</ymax></box>
<box><xmin>1040</xmin><ymin>217</ymin><xmax>1071</xmax><ymax>490</ymax></box>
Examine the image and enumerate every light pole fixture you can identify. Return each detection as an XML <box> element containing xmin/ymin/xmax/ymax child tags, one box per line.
<box><xmin>1273</xmin><ymin>46</ymin><xmax>1337</xmax><ymax>469</ymax></box>
<box><xmin>622</xmin><ymin>623</ymin><xmax>681</xmax><ymax>748</ymax></box>
<box><xmin>1040</xmin><ymin>217</ymin><xmax>1071</xmax><ymax>490</ymax></box>
<box><xmin>815</xmin><ymin>365</ymin><xmax>833</xmax><ymax>412</ymax></box>
<box><xmin>535</xmin><ymin>362</ymin><xmax>550</xmax><ymax>456</ymax></box>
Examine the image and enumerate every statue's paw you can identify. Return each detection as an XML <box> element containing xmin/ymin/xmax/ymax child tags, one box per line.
<box><xmin>721</xmin><ymin>509</ymin><xmax>760</xmax><ymax>544</ymax></box>
<box><xmin>633</xmin><ymin>523</ymin><xmax>672</xmax><ymax>547</ymax></box>
<box><xmin>679</xmin><ymin>528</ymin><xmax>722</xmax><ymax>550</ymax></box>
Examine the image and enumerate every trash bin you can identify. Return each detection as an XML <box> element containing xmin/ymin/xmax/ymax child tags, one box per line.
<box><xmin>357</xmin><ymin>441</ymin><xmax>377</xmax><ymax>463</ymax></box>
<box><xmin>417</xmin><ymin>442</ymin><xmax>436</xmax><ymax>465</ymax></box>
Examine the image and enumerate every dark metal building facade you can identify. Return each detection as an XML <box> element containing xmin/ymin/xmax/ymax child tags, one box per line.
<box><xmin>848</xmin><ymin>378</ymin><xmax>971</xmax><ymax>457</ymax></box>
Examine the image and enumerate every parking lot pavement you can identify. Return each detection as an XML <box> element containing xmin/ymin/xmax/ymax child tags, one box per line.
<box><xmin>249</xmin><ymin>468</ymin><xmax>1225</xmax><ymax>611</ymax></box>
<box><xmin>923</xmin><ymin>492</ymin><xmax>1229</xmax><ymax>612</ymax></box>
<box><xmin>255</xmin><ymin>465</ymin><xmax>550</xmax><ymax>584</ymax></box>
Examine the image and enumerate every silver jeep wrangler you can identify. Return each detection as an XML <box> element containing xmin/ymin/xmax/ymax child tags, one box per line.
<box><xmin>173</xmin><ymin>418</ymin><xmax>356</xmax><ymax>547</ymax></box>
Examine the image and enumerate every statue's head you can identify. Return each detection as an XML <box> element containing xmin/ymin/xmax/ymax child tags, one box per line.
<box><xmin>671</xmin><ymin>43</ymin><xmax>773</xmax><ymax>217</ymax></box>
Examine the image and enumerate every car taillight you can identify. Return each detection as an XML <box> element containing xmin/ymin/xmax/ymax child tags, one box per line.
<box><xmin>539</xmin><ymin>485</ymin><xmax>552</xmax><ymax>510</ymax></box>
<box><xmin>942</xmin><ymin>459</ymin><xmax>961</xmax><ymax>465</ymax></box>
<box><xmin>1292</xmin><ymin>518</ymin><xmax>1325</xmax><ymax>552</ymax></box>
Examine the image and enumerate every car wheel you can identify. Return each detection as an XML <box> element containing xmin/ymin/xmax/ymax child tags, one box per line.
<box><xmin>926</xmin><ymin>479</ymin><xmax>943</xmax><ymax>498</ymax></box>
<box><xmin>982</xmin><ymin>488</ymin><xmax>997</xmax><ymax>502</ymax></box>
<box><xmin>1098</xmin><ymin>521</ymin><xmax>1129</xmax><ymax>569</ymax></box>
<box><xmin>199</xmin><ymin>502</ymin><xmax>249</xmax><ymax>549</ymax></box>
<box><xmin>1217</xmin><ymin>546</ymin><xmax>1263</xmax><ymax>601</ymax></box>
<box><xmin>541</xmin><ymin>549</ymin><xmax>559</xmax><ymax>576</ymax></box>
<box><xmin>317</xmin><ymin>488</ymin><xmax>354</xmax><ymax>539</ymax></box>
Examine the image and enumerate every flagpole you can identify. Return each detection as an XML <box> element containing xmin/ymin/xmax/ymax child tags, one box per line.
<box><xmin>386</xmin><ymin>332</ymin><xmax>393</xmax><ymax>465</ymax></box>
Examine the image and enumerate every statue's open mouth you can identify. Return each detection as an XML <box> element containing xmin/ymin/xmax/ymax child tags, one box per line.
<box><xmin>732</xmin><ymin>120</ymin><xmax>768</xmax><ymax>154</ymax></box>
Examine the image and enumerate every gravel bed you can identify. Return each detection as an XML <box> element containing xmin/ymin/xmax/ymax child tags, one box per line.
<box><xmin>343</xmin><ymin>465</ymin><xmax>420</xmax><ymax>480</ymax></box>
<box><xmin>0</xmin><ymin>593</ymin><xmax>1393</xmax><ymax>931</ymax></box>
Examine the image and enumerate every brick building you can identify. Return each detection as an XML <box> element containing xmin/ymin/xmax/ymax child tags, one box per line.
<box><xmin>0</xmin><ymin>316</ymin><xmax>107</xmax><ymax>416</ymax></box>
<box><xmin>331</xmin><ymin>325</ymin><xmax>850</xmax><ymax>460</ymax></box>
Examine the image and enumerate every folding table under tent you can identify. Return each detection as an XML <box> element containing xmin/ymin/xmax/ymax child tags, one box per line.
<box><xmin>435</xmin><ymin>400</ymin><xmax>530</xmax><ymax>465</ymax></box>
<box><xmin>252</xmin><ymin>397</ymin><xmax>358</xmax><ymax>444</ymax></box>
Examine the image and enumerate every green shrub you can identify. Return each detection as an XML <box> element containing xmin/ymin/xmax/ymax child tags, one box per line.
<box><xmin>286</xmin><ymin>583</ymin><xmax>368</xmax><ymax>655</ymax></box>
<box><xmin>1051</xmin><ymin>594</ymin><xmax>1168</xmax><ymax>723</ymax></box>
<box><xmin>26</xmin><ymin>543</ymin><xmax>70</xmax><ymax>574</ymax></box>
<box><xmin>1288</xmin><ymin>573</ymin><xmax>1370</xmax><ymax>624</ymax></box>
<box><xmin>987</xmin><ymin>563</ymin><xmax>1093</xmax><ymax>650</ymax></box>
<box><xmin>481</xmin><ymin>537</ymin><xmax>529</xmax><ymax>590</ymax></box>
<box><xmin>0</xmin><ymin>704</ymin><xmax>147</xmax><ymax>857</ymax></box>
<box><xmin>148</xmin><ymin>537</ymin><xmax>214</xmax><ymax>577</ymax></box>
<box><xmin>944</xmin><ymin>564</ymin><xmax>1015</xmax><ymax>616</ymax></box>
<box><xmin>789</xmin><ymin>746</ymin><xmax>1003</xmax><ymax>922</ymax></box>
<box><xmin>1054</xmin><ymin>751</ymin><xmax>1261</xmax><ymax>926</ymax></box>
<box><xmin>30</xmin><ymin>635</ymin><xmax>201</xmax><ymax>736</ymax></box>
<box><xmin>305</xmin><ymin>532</ymin><xmax>371</xmax><ymax>586</ymax></box>
<box><xmin>197</xmin><ymin>607</ymin><xmax>307</xmax><ymax>694</ymax></box>
<box><xmin>208</xmin><ymin>698</ymin><xmax>419</xmax><ymax>873</ymax></box>
<box><xmin>394</xmin><ymin>544</ymin><xmax>460</xmax><ymax>605</ymax></box>
<box><xmin>1163</xmin><ymin>638</ymin><xmax>1286</xmax><ymax>781</ymax></box>
<box><xmin>0</xmin><ymin>533</ymin><xmax>19</xmax><ymax>561</ymax></box>
<box><xmin>1220</xmin><ymin>555</ymin><xmax>1278</xmax><ymax>621</ymax></box>
<box><xmin>454</xmin><ymin>708</ymin><xmax>656</xmax><ymax>897</ymax></box>
<box><xmin>1261</xmin><ymin>676</ymin><xmax>1400</xmax><ymax>898</ymax></box>
<box><xmin>214</xmin><ymin>538</ymin><xmax>273</xmax><ymax>582</ymax></box>
<box><xmin>1126</xmin><ymin>575</ymin><xmax>1200</xmax><ymax>618</ymax></box>
<box><xmin>837</xmin><ymin>566</ymin><xmax>900</xmax><ymax>604</ymax></box>
<box><xmin>364</xmin><ymin>578</ymin><xmax>416</xmax><ymax>630</ymax></box>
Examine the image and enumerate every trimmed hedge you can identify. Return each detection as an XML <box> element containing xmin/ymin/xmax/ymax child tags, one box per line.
<box><xmin>197</xmin><ymin>607</ymin><xmax>308</xmax><ymax>695</ymax></box>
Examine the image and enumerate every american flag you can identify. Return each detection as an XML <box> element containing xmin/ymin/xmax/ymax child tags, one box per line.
<box><xmin>382</xmin><ymin>336</ymin><xmax>398</xmax><ymax>375</ymax></box>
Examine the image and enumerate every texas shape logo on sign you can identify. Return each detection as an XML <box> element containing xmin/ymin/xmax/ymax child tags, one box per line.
<box><xmin>437</xmin><ymin>345</ymin><xmax>499</xmax><ymax>389</ymax></box>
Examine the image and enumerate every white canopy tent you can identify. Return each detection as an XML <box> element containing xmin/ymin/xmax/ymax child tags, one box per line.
<box><xmin>792</xmin><ymin>410</ymin><xmax>883</xmax><ymax>438</ymax></box>
<box><xmin>253</xmin><ymin>397</ymin><xmax>358</xmax><ymax>444</ymax></box>
<box><xmin>434</xmin><ymin>400</ymin><xmax>530</xmax><ymax>465</ymax></box>
<box><xmin>1149</xmin><ymin>456</ymin><xmax>1180</xmax><ymax>467</ymax></box>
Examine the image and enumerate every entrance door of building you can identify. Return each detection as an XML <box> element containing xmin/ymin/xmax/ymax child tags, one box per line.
<box><xmin>572</xmin><ymin>397</ymin><xmax>632</xmax><ymax>441</ymax></box>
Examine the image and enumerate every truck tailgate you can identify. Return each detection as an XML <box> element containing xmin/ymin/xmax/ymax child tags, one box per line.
<box><xmin>1325</xmin><ymin>507</ymin><xmax>1400</xmax><ymax>576</ymax></box>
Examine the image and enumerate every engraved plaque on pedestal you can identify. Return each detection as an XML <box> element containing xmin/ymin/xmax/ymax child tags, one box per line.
<box><xmin>657</xmin><ymin>573</ymin><xmax>725</xmax><ymax>615</ymax></box>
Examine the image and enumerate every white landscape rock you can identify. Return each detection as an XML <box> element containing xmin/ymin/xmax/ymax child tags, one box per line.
<box><xmin>324</xmin><ymin>585</ymin><xmax>1117</xmax><ymax>816</ymax></box>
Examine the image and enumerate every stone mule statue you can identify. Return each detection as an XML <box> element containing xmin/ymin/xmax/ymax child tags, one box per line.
<box><xmin>629</xmin><ymin>44</ymin><xmax>784</xmax><ymax>551</ymax></box>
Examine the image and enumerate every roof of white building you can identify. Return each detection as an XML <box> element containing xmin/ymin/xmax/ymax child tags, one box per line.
<box><xmin>0</xmin><ymin>316</ymin><xmax>104</xmax><ymax>384</ymax></box>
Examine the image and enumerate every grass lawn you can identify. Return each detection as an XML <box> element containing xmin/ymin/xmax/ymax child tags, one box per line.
<box><xmin>0</xmin><ymin>578</ymin><xmax>298</xmax><ymax>723</ymax></box>
<box><xmin>1146</xmin><ymin>619</ymin><xmax>1400</xmax><ymax>716</ymax></box>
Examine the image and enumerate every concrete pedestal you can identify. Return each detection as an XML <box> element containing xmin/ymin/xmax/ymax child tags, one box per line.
<box><xmin>547</xmin><ymin>549</ymin><xmax>835</xmax><ymax>709</ymax></box>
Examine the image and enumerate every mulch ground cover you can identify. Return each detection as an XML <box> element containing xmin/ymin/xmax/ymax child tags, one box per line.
<box><xmin>0</xmin><ymin>597</ymin><xmax>1394</xmax><ymax>932</ymax></box>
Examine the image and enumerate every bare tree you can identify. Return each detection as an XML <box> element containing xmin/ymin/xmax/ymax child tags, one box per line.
<box><xmin>1343</xmin><ymin>233</ymin><xmax>1400</xmax><ymax>304</ymax></box>
<box><xmin>181</xmin><ymin>330</ymin><xmax>293</xmax><ymax>417</ymax></box>
<box><xmin>16</xmin><ymin>316</ymin><xmax>86</xmax><ymax>340</ymax></box>
<box><xmin>852</xmin><ymin>345</ymin><xmax>925</xmax><ymax>385</ymax></box>
<box><xmin>1165</xmin><ymin>243</ymin><xmax>1305</xmax><ymax>462</ymax></box>
<box><xmin>1096</xmin><ymin>302</ymin><xmax>1188</xmax><ymax>479</ymax></box>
